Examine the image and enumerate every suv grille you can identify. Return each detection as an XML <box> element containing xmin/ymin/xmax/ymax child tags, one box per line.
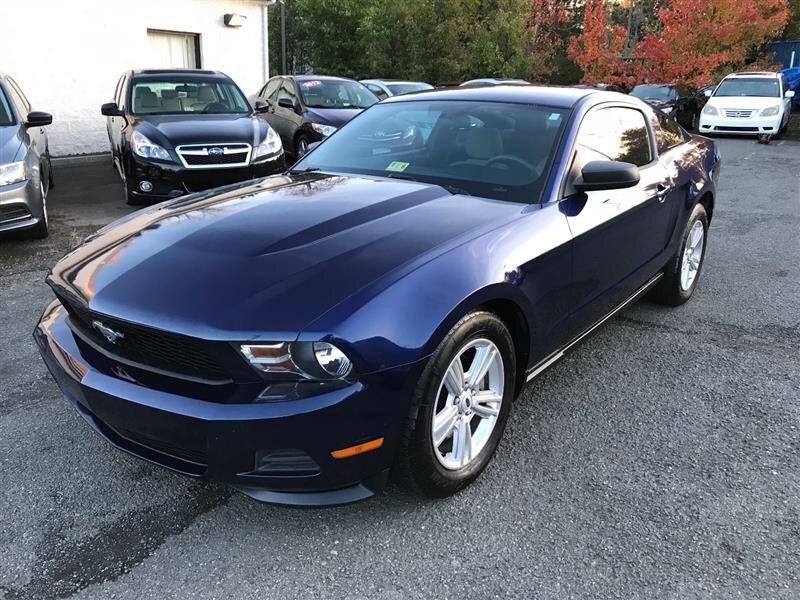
<box><xmin>176</xmin><ymin>143</ymin><xmax>251</xmax><ymax>169</ymax></box>
<box><xmin>56</xmin><ymin>292</ymin><xmax>230</xmax><ymax>382</ymax></box>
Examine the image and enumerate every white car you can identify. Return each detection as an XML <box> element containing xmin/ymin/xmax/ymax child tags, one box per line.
<box><xmin>360</xmin><ymin>79</ymin><xmax>433</xmax><ymax>100</ymax></box>
<box><xmin>699</xmin><ymin>71</ymin><xmax>795</xmax><ymax>136</ymax></box>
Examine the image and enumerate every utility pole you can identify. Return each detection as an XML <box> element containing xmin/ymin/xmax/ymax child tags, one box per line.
<box><xmin>281</xmin><ymin>0</ymin><xmax>287</xmax><ymax>75</ymax></box>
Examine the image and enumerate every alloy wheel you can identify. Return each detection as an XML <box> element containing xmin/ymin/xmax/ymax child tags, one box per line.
<box><xmin>680</xmin><ymin>220</ymin><xmax>704</xmax><ymax>290</ymax></box>
<box><xmin>431</xmin><ymin>338</ymin><xmax>504</xmax><ymax>470</ymax></box>
<box><xmin>39</xmin><ymin>176</ymin><xmax>48</xmax><ymax>226</ymax></box>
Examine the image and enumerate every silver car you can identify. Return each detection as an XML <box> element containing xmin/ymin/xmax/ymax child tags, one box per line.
<box><xmin>0</xmin><ymin>73</ymin><xmax>53</xmax><ymax>239</ymax></box>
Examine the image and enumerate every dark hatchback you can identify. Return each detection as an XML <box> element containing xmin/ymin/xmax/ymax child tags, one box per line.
<box><xmin>249</xmin><ymin>75</ymin><xmax>379</xmax><ymax>161</ymax></box>
<box><xmin>102</xmin><ymin>69</ymin><xmax>285</xmax><ymax>205</ymax></box>
<box><xmin>37</xmin><ymin>86</ymin><xmax>720</xmax><ymax>506</ymax></box>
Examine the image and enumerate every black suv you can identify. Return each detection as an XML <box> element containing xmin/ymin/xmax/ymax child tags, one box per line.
<box><xmin>630</xmin><ymin>83</ymin><xmax>704</xmax><ymax>130</ymax></box>
<box><xmin>102</xmin><ymin>69</ymin><xmax>285</xmax><ymax>205</ymax></box>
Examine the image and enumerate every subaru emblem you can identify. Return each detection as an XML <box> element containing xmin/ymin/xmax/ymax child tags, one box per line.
<box><xmin>208</xmin><ymin>147</ymin><xmax>224</xmax><ymax>157</ymax></box>
<box><xmin>92</xmin><ymin>320</ymin><xmax>125</xmax><ymax>345</ymax></box>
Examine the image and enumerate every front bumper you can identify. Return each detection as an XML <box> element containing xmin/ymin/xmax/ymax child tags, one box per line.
<box><xmin>0</xmin><ymin>178</ymin><xmax>44</xmax><ymax>234</ymax></box>
<box><xmin>126</xmin><ymin>153</ymin><xmax>286</xmax><ymax>203</ymax></box>
<box><xmin>699</xmin><ymin>114</ymin><xmax>782</xmax><ymax>135</ymax></box>
<box><xmin>34</xmin><ymin>300</ymin><xmax>422</xmax><ymax>506</ymax></box>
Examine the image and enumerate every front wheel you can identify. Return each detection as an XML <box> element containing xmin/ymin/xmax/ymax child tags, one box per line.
<box><xmin>689</xmin><ymin>110</ymin><xmax>699</xmax><ymax>131</ymax></box>
<box><xmin>651</xmin><ymin>203</ymin><xmax>708</xmax><ymax>306</ymax></box>
<box><xmin>394</xmin><ymin>310</ymin><xmax>516</xmax><ymax>497</ymax></box>
<box><xmin>295</xmin><ymin>135</ymin><xmax>310</xmax><ymax>160</ymax></box>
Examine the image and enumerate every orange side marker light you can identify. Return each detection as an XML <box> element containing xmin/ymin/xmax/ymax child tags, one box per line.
<box><xmin>331</xmin><ymin>437</ymin><xmax>384</xmax><ymax>459</ymax></box>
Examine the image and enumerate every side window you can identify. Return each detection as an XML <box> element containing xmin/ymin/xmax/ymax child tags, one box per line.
<box><xmin>5</xmin><ymin>77</ymin><xmax>30</xmax><ymax>114</ymax></box>
<box><xmin>656</xmin><ymin>111</ymin><xmax>686</xmax><ymax>151</ymax></box>
<box><xmin>263</xmin><ymin>78</ymin><xmax>281</xmax><ymax>100</ymax></box>
<box><xmin>277</xmin><ymin>80</ymin><xmax>298</xmax><ymax>105</ymax></box>
<box><xmin>366</xmin><ymin>84</ymin><xmax>388</xmax><ymax>100</ymax></box>
<box><xmin>577</xmin><ymin>106</ymin><xmax>652</xmax><ymax>167</ymax></box>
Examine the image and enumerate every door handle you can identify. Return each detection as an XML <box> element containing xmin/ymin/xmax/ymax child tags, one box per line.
<box><xmin>656</xmin><ymin>183</ymin><xmax>669</xmax><ymax>203</ymax></box>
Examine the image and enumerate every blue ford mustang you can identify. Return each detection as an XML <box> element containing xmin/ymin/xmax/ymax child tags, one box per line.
<box><xmin>35</xmin><ymin>86</ymin><xmax>720</xmax><ymax>506</ymax></box>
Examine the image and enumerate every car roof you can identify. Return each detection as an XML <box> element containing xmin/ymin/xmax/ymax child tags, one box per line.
<box><xmin>383</xmin><ymin>84</ymin><xmax>598</xmax><ymax>109</ymax></box>
<box><xmin>366</xmin><ymin>79</ymin><xmax>429</xmax><ymax>85</ymax></box>
<box><xmin>293</xmin><ymin>75</ymin><xmax>357</xmax><ymax>83</ymax></box>
<box><xmin>131</xmin><ymin>69</ymin><xmax>231</xmax><ymax>79</ymax></box>
<box><xmin>725</xmin><ymin>71</ymin><xmax>780</xmax><ymax>79</ymax></box>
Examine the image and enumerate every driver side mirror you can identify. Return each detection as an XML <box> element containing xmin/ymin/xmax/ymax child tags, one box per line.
<box><xmin>254</xmin><ymin>100</ymin><xmax>271</xmax><ymax>113</ymax></box>
<box><xmin>703</xmin><ymin>89</ymin><xmax>713</xmax><ymax>98</ymax></box>
<box><xmin>786</xmin><ymin>90</ymin><xmax>796</xmax><ymax>98</ymax></box>
<box><xmin>25</xmin><ymin>111</ymin><xmax>52</xmax><ymax>127</ymax></box>
<box><xmin>101</xmin><ymin>102</ymin><xmax>123</xmax><ymax>117</ymax></box>
<box><xmin>574</xmin><ymin>161</ymin><xmax>640</xmax><ymax>192</ymax></box>
<box><xmin>277</xmin><ymin>98</ymin><xmax>296</xmax><ymax>110</ymax></box>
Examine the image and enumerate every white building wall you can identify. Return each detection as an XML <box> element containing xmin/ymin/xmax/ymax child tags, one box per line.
<box><xmin>0</xmin><ymin>0</ymin><xmax>270</xmax><ymax>156</ymax></box>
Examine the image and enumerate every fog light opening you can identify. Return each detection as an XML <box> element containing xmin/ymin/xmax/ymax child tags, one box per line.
<box><xmin>139</xmin><ymin>180</ymin><xmax>153</xmax><ymax>192</ymax></box>
<box><xmin>331</xmin><ymin>437</ymin><xmax>384</xmax><ymax>459</ymax></box>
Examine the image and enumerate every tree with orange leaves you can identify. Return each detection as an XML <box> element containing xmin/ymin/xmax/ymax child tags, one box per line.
<box><xmin>634</xmin><ymin>0</ymin><xmax>790</xmax><ymax>86</ymax></box>
<box><xmin>567</xmin><ymin>0</ymin><xmax>629</xmax><ymax>85</ymax></box>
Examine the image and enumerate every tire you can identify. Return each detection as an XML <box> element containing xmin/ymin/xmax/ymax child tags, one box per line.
<box><xmin>121</xmin><ymin>168</ymin><xmax>144</xmax><ymax>206</ymax></box>
<box><xmin>689</xmin><ymin>110</ymin><xmax>699</xmax><ymax>131</ymax></box>
<box><xmin>651</xmin><ymin>203</ymin><xmax>709</xmax><ymax>306</ymax></box>
<box><xmin>393</xmin><ymin>310</ymin><xmax>516</xmax><ymax>497</ymax></box>
<box><xmin>295</xmin><ymin>135</ymin><xmax>310</xmax><ymax>161</ymax></box>
<box><xmin>24</xmin><ymin>175</ymin><xmax>49</xmax><ymax>239</ymax></box>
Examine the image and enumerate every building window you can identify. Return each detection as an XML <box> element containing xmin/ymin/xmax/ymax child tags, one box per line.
<box><xmin>147</xmin><ymin>29</ymin><xmax>201</xmax><ymax>69</ymax></box>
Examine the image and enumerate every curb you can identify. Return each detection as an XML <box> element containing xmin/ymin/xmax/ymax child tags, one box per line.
<box><xmin>51</xmin><ymin>153</ymin><xmax>111</xmax><ymax>167</ymax></box>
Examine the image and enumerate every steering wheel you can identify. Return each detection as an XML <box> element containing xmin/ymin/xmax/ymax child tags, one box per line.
<box><xmin>202</xmin><ymin>102</ymin><xmax>228</xmax><ymax>113</ymax></box>
<box><xmin>486</xmin><ymin>155</ymin><xmax>537</xmax><ymax>172</ymax></box>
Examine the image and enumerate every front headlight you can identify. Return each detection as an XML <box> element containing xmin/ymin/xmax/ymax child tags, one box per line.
<box><xmin>131</xmin><ymin>130</ymin><xmax>171</xmax><ymax>161</ymax></box>
<box><xmin>702</xmin><ymin>105</ymin><xmax>718</xmax><ymax>116</ymax></box>
<box><xmin>238</xmin><ymin>341</ymin><xmax>353</xmax><ymax>380</ymax></box>
<box><xmin>253</xmin><ymin>127</ymin><xmax>283</xmax><ymax>159</ymax></box>
<box><xmin>0</xmin><ymin>161</ymin><xmax>25</xmax><ymax>186</ymax></box>
<box><xmin>760</xmin><ymin>105</ymin><xmax>780</xmax><ymax>117</ymax></box>
<box><xmin>311</xmin><ymin>123</ymin><xmax>337</xmax><ymax>137</ymax></box>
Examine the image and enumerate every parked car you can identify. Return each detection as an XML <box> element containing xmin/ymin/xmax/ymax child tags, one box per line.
<box><xmin>459</xmin><ymin>78</ymin><xmax>529</xmax><ymax>87</ymax></box>
<box><xmin>630</xmin><ymin>83</ymin><xmax>702</xmax><ymax>130</ymax></box>
<box><xmin>250</xmin><ymin>75</ymin><xmax>379</xmax><ymax>161</ymax></box>
<box><xmin>36</xmin><ymin>86</ymin><xmax>720</xmax><ymax>506</ymax></box>
<box><xmin>699</xmin><ymin>71</ymin><xmax>795</xmax><ymax>137</ymax></box>
<box><xmin>360</xmin><ymin>79</ymin><xmax>434</xmax><ymax>100</ymax></box>
<box><xmin>0</xmin><ymin>73</ymin><xmax>53</xmax><ymax>239</ymax></box>
<box><xmin>101</xmin><ymin>69</ymin><xmax>285</xmax><ymax>205</ymax></box>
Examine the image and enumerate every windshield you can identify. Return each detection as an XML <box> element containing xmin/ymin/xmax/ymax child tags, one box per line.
<box><xmin>387</xmin><ymin>82</ymin><xmax>433</xmax><ymax>96</ymax></box>
<box><xmin>631</xmin><ymin>85</ymin><xmax>676</xmax><ymax>101</ymax></box>
<box><xmin>294</xmin><ymin>100</ymin><xmax>569</xmax><ymax>204</ymax></box>
<box><xmin>714</xmin><ymin>78</ymin><xmax>780</xmax><ymax>98</ymax></box>
<box><xmin>0</xmin><ymin>85</ymin><xmax>14</xmax><ymax>125</ymax></box>
<box><xmin>130</xmin><ymin>77</ymin><xmax>251</xmax><ymax>115</ymax></box>
<box><xmin>298</xmin><ymin>79</ymin><xmax>378</xmax><ymax>109</ymax></box>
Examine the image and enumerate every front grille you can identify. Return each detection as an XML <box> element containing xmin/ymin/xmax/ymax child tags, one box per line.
<box><xmin>724</xmin><ymin>109</ymin><xmax>754</xmax><ymax>118</ymax></box>
<box><xmin>177</xmin><ymin>143</ymin><xmax>251</xmax><ymax>169</ymax></box>
<box><xmin>715</xmin><ymin>126</ymin><xmax>759</xmax><ymax>132</ymax></box>
<box><xmin>111</xmin><ymin>425</ymin><xmax>207</xmax><ymax>466</ymax></box>
<box><xmin>0</xmin><ymin>204</ymin><xmax>30</xmax><ymax>224</ymax></box>
<box><xmin>56</xmin><ymin>292</ymin><xmax>230</xmax><ymax>382</ymax></box>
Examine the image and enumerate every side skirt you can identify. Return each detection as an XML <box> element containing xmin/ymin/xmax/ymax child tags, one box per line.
<box><xmin>525</xmin><ymin>272</ymin><xmax>664</xmax><ymax>383</ymax></box>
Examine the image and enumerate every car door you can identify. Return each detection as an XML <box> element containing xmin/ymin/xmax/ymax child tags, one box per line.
<box><xmin>274</xmin><ymin>78</ymin><xmax>305</xmax><ymax>151</ymax></box>
<box><xmin>5</xmin><ymin>78</ymin><xmax>46</xmax><ymax>179</ymax></box>
<box><xmin>108</xmin><ymin>74</ymin><xmax>126</xmax><ymax>166</ymax></box>
<box><xmin>563</xmin><ymin>104</ymin><xmax>675</xmax><ymax>336</ymax></box>
<box><xmin>254</xmin><ymin>77</ymin><xmax>283</xmax><ymax>128</ymax></box>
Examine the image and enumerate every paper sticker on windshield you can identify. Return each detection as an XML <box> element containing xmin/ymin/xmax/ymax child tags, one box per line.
<box><xmin>386</xmin><ymin>161</ymin><xmax>410</xmax><ymax>172</ymax></box>
<box><xmin>302</xmin><ymin>80</ymin><xmax>322</xmax><ymax>88</ymax></box>
<box><xmin>548</xmin><ymin>112</ymin><xmax>561</xmax><ymax>121</ymax></box>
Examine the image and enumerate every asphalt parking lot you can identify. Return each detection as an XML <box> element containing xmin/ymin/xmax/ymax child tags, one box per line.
<box><xmin>1</xmin><ymin>138</ymin><xmax>799</xmax><ymax>600</ymax></box>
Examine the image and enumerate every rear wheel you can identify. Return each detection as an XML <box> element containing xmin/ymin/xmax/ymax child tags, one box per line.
<box><xmin>394</xmin><ymin>310</ymin><xmax>516</xmax><ymax>497</ymax></box>
<box><xmin>651</xmin><ymin>203</ymin><xmax>708</xmax><ymax>306</ymax></box>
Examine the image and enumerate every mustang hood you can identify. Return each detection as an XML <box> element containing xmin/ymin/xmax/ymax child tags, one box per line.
<box><xmin>49</xmin><ymin>173</ymin><xmax>522</xmax><ymax>339</ymax></box>
<box><xmin>132</xmin><ymin>113</ymin><xmax>268</xmax><ymax>148</ymax></box>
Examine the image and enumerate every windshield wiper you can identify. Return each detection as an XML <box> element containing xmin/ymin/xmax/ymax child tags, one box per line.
<box><xmin>289</xmin><ymin>167</ymin><xmax>322</xmax><ymax>173</ymax></box>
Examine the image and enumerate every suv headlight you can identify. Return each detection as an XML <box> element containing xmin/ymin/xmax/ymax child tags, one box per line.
<box><xmin>131</xmin><ymin>130</ymin><xmax>171</xmax><ymax>161</ymax></box>
<box><xmin>760</xmin><ymin>105</ymin><xmax>780</xmax><ymax>117</ymax></box>
<box><xmin>0</xmin><ymin>161</ymin><xmax>25</xmax><ymax>186</ymax></box>
<box><xmin>253</xmin><ymin>127</ymin><xmax>283</xmax><ymax>159</ymax></box>
<box><xmin>702</xmin><ymin>105</ymin><xmax>718</xmax><ymax>116</ymax></box>
<box><xmin>311</xmin><ymin>123</ymin><xmax>337</xmax><ymax>137</ymax></box>
<box><xmin>238</xmin><ymin>341</ymin><xmax>353</xmax><ymax>381</ymax></box>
